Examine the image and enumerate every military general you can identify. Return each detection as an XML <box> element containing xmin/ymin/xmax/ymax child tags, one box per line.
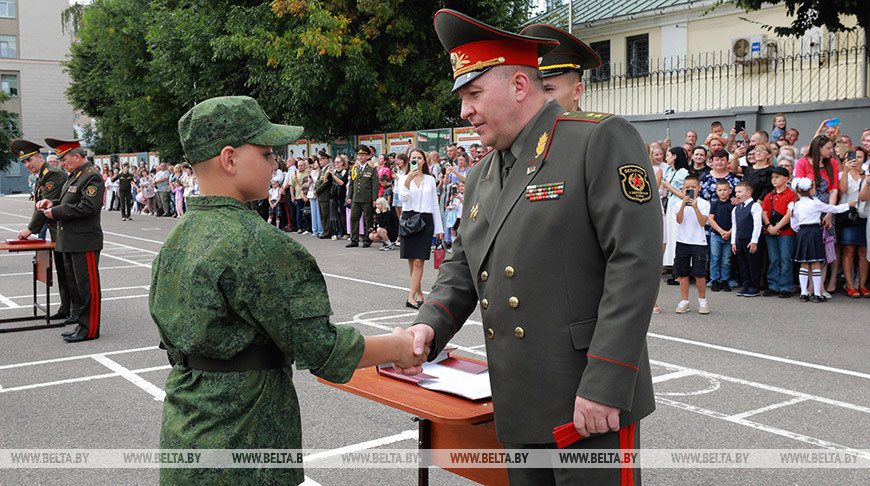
<box><xmin>12</xmin><ymin>139</ymin><xmax>72</xmax><ymax>322</ymax></box>
<box><xmin>345</xmin><ymin>144</ymin><xmax>379</xmax><ymax>248</ymax></box>
<box><xmin>36</xmin><ymin>139</ymin><xmax>104</xmax><ymax>343</ymax></box>
<box><xmin>398</xmin><ymin>10</ymin><xmax>662</xmax><ymax>485</ymax></box>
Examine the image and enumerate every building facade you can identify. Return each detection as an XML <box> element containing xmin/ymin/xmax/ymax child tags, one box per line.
<box><xmin>0</xmin><ymin>0</ymin><xmax>74</xmax><ymax>194</ymax></box>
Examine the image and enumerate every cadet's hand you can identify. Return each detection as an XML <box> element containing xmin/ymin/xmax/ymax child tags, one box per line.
<box><xmin>17</xmin><ymin>229</ymin><xmax>32</xmax><ymax>240</ymax></box>
<box><xmin>35</xmin><ymin>199</ymin><xmax>53</xmax><ymax>210</ymax></box>
<box><xmin>573</xmin><ymin>396</ymin><xmax>620</xmax><ymax>438</ymax></box>
<box><xmin>749</xmin><ymin>242</ymin><xmax>758</xmax><ymax>253</ymax></box>
<box><xmin>391</xmin><ymin>327</ymin><xmax>429</xmax><ymax>370</ymax></box>
<box><xmin>394</xmin><ymin>324</ymin><xmax>435</xmax><ymax>376</ymax></box>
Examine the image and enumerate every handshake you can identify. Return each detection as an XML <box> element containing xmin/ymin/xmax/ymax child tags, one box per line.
<box><xmin>361</xmin><ymin>326</ymin><xmax>433</xmax><ymax>372</ymax></box>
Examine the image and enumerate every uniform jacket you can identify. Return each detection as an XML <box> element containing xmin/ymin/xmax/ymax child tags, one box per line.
<box><xmin>28</xmin><ymin>162</ymin><xmax>67</xmax><ymax>234</ymax></box>
<box><xmin>348</xmin><ymin>163</ymin><xmax>379</xmax><ymax>203</ymax></box>
<box><xmin>415</xmin><ymin>101</ymin><xmax>662</xmax><ymax>443</ymax></box>
<box><xmin>50</xmin><ymin>161</ymin><xmax>105</xmax><ymax>253</ymax></box>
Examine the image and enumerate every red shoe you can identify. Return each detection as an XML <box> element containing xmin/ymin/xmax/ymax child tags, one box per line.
<box><xmin>859</xmin><ymin>287</ymin><xmax>870</xmax><ymax>298</ymax></box>
<box><xmin>845</xmin><ymin>287</ymin><xmax>860</xmax><ymax>298</ymax></box>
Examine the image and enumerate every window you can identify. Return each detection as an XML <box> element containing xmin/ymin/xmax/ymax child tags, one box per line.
<box><xmin>0</xmin><ymin>0</ymin><xmax>14</xmax><ymax>19</ymax></box>
<box><xmin>0</xmin><ymin>35</ymin><xmax>17</xmax><ymax>58</ymax></box>
<box><xmin>1</xmin><ymin>74</ymin><xmax>17</xmax><ymax>97</ymax></box>
<box><xmin>589</xmin><ymin>41</ymin><xmax>610</xmax><ymax>82</ymax></box>
<box><xmin>626</xmin><ymin>34</ymin><xmax>649</xmax><ymax>78</ymax></box>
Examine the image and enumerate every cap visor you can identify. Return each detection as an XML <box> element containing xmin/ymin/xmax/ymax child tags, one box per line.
<box><xmin>451</xmin><ymin>67</ymin><xmax>491</xmax><ymax>93</ymax></box>
<box><xmin>248</xmin><ymin>123</ymin><xmax>304</xmax><ymax>147</ymax></box>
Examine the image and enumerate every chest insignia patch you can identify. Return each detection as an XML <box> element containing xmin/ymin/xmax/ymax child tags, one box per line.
<box><xmin>86</xmin><ymin>185</ymin><xmax>98</xmax><ymax>197</ymax></box>
<box><xmin>470</xmin><ymin>202</ymin><xmax>479</xmax><ymax>222</ymax></box>
<box><xmin>525</xmin><ymin>182</ymin><xmax>564</xmax><ymax>201</ymax></box>
<box><xmin>618</xmin><ymin>164</ymin><xmax>652</xmax><ymax>204</ymax></box>
<box><xmin>67</xmin><ymin>186</ymin><xmax>77</xmax><ymax>194</ymax></box>
<box><xmin>535</xmin><ymin>132</ymin><xmax>548</xmax><ymax>159</ymax></box>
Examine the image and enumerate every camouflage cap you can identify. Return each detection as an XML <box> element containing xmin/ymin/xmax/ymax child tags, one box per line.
<box><xmin>178</xmin><ymin>96</ymin><xmax>303</xmax><ymax>164</ymax></box>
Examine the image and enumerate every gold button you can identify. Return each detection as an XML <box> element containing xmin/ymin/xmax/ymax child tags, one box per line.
<box><xmin>481</xmin><ymin>299</ymin><xmax>489</xmax><ymax>310</ymax></box>
<box><xmin>514</xmin><ymin>327</ymin><xmax>525</xmax><ymax>339</ymax></box>
<box><xmin>481</xmin><ymin>271</ymin><xmax>489</xmax><ymax>281</ymax></box>
<box><xmin>505</xmin><ymin>266</ymin><xmax>515</xmax><ymax>278</ymax></box>
<box><xmin>509</xmin><ymin>296</ymin><xmax>519</xmax><ymax>308</ymax></box>
<box><xmin>486</xmin><ymin>328</ymin><xmax>494</xmax><ymax>339</ymax></box>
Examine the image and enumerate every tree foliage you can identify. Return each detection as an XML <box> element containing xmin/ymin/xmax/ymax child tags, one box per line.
<box><xmin>64</xmin><ymin>0</ymin><xmax>533</xmax><ymax>161</ymax></box>
<box><xmin>0</xmin><ymin>90</ymin><xmax>22</xmax><ymax>172</ymax></box>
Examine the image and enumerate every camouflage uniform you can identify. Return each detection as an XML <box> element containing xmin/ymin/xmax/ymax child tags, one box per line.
<box><xmin>150</xmin><ymin>195</ymin><xmax>365</xmax><ymax>485</ymax></box>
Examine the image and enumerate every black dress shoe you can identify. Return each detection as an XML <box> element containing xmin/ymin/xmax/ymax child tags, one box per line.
<box><xmin>63</xmin><ymin>316</ymin><xmax>78</xmax><ymax>325</ymax></box>
<box><xmin>799</xmin><ymin>294</ymin><xmax>810</xmax><ymax>302</ymax></box>
<box><xmin>779</xmin><ymin>291</ymin><xmax>792</xmax><ymax>298</ymax></box>
<box><xmin>405</xmin><ymin>300</ymin><xmax>420</xmax><ymax>309</ymax></box>
<box><xmin>711</xmin><ymin>281</ymin><xmax>721</xmax><ymax>292</ymax></box>
<box><xmin>61</xmin><ymin>325</ymin><xmax>83</xmax><ymax>337</ymax></box>
<box><xmin>811</xmin><ymin>294</ymin><xmax>824</xmax><ymax>303</ymax></box>
<box><xmin>50</xmin><ymin>312</ymin><xmax>70</xmax><ymax>320</ymax></box>
<box><xmin>64</xmin><ymin>334</ymin><xmax>96</xmax><ymax>343</ymax></box>
<box><xmin>666</xmin><ymin>278</ymin><xmax>679</xmax><ymax>286</ymax></box>
<box><xmin>762</xmin><ymin>289</ymin><xmax>778</xmax><ymax>297</ymax></box>
<box><xmin>318</xmin><ymin>234</ymin><xmax>331</xmax><ymax>239</ymax></box>
<box><xmin>345</xmin><ymin>242</ymin><xmax>359</xmax><ymax>248</ymax></box>
<box><xmin>362</xmin><ymin>242</ymin><xmax>372</xmax><ymax>248</ymax></box>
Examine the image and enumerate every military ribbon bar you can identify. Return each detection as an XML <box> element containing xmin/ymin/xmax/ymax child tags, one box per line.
<box><xmin>525</xmin><ymin>182</ymin><xmax>564</xmax><ymax>201</ymax></box>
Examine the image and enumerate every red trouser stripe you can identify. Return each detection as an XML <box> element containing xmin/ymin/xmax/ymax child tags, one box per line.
<box><xmin>87</xmin><ymin>252</ymin><xmax>99</xmax><ymax>338</ymax></box>
<box><xmin>620</xmin><ymin>423</ymin><xmax>636</xmax><ymax>486</ymax></box>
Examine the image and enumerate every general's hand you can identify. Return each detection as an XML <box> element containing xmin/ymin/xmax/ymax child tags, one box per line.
<box><xmin>573</xmin><ymin>396</ymin><xmax>620</xmax><ymax>438</ymax></box>
<box><xmin>390</xmin><ymin>327</ymin><xmax>429</xmax><ymax>370</ymax></box>
<box><xmin>35</xmin><ymin>199</ymin><xmax>53</xmax><ymax>210</ymax></box>
<box><xmin>393</xmin><ymin>324</ymin><xmax>434</xmax><ymax>376</ymax></box>
<box><xmin>17</xmin><ymin>229</ymin><xmax>32</xmax><ymax>240</ymax></box>
<box><xmin>43</xmin><ymin>209</ymin><xmax>54</xmax><ymax>219</ymax></box>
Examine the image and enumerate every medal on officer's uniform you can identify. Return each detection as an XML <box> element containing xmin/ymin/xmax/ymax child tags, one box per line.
<box><xmin>470</xmin><ymin>203</ymin><xmax>479</xmax><ymax>222</ymax></box>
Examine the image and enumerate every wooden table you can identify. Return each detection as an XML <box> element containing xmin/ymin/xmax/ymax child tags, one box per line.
<box><xmin>319</xmin><ymin>357</ymin><xmax>508</xmax><ymax>486</ymax></box>
<box><xmin>0</xmin><ymin>241</ymin><xmax>63</xmax><ymax>333</ymax></box>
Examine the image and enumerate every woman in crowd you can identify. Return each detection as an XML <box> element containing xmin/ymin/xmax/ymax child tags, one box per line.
<box><xmin>699</xmin><ymin>149</ymin><xmax>740</xmax><ymax>202</ymax></box>
<box><xmin>778</xmin><ymin>146</ymin><xmax>797</xmax><ymax>175</ymax></box>
<box><xmin>688</xmin><ymin>146</ymin><xmax>710</xmax><ymax>178</ymax></box>
<box><xmin>838</xmin><ymin>147</ymin><xmax>868</xmax><ymax>297</ymax></box>
<box><xmin>329</xmin><ymin>155</ymin><xmax>349</xmax><ymax>240</ymax></box>
<box><xmin>134</xmin><ymin>168</ymin><xmax>156</xmax><ymax>215</ymax></box>
<box><xmin>375</xmin><ymin>154</ymin><xmax>392</xmax><ymax>198</ymax></box>
<box><xmin>445</xmin><ymin>152</ymin><xmax>469</xmax><ymax>184</ymax></box>
<box><xmin>661</xmin><ymin>147</ymin><xmax>690</xmax><ymax>278</ymax></box>
<box><xmin>743</xmin><ymin>143</ymin><xmax>776</xmax><ymax>201</ymax></box>
<box><xmin>182</xmin><ymin>164</ymin><xmax>195</xmax><ymax>211</ymax></box>
<box><xmin>795</xmin><ymin>135</ymin><xmax>840</xmax><ymax>297</ymax></box>
<box><xmin>308</xmin><ymin>158</ymin><xmax>323</xmax><ymax>236</ymax></box>
<box><xmin>368</xmin><ymin>197</ymin><xmax>399</xmax><ymax>250</ymax></box>
<box><xmin>398</xmin><ymin>148</ymin><xmax>443</xmax><ymax>309</ymax></box>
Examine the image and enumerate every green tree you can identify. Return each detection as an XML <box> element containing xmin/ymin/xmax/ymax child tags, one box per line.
<box><xmin>64</xmin><ymin>1</ymin><xmax>533</xmax><ymax>160</ymax></box>
<box><xmin>0</xmin><ymin>90</ymin><xmax>22</xmax><ymax>172</ymax></box>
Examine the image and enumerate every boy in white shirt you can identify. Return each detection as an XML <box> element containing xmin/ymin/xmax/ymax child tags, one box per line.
<box><xmin>267</xmin><ymin>180</ymin><xmax>281</xmax><ymax>226</ymax></box>
<box><xmin>674</xmin><ymin>175</ymin><xmax>711</xmax><ymax>314</ymax></box>
<box><xmin>731</xmin><ymin>181</ymin><xmax>763</xmax><ymax>297</ymax></box>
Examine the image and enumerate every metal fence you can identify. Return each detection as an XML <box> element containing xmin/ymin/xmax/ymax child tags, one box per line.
<box><xmin>581</xmin><ymin>30</ymin><xmax>868</xmax><ymax>116</ymax></box>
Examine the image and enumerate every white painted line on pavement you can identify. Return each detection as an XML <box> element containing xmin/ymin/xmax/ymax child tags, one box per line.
<box><xmin>728</xmin><ymin>397</ymin><xmax>810</xmax><ymax>421</ymax></box>
<box><xmin>303</xmin><ymin>430</ymin><xmax>417</xmax><ymax>463</ymax></box>
<box><xmin>0</xmin><ymin>293</ymin><xmax>17</xmax><ymax>308</ymax></box>
<box><xmin>0</xmin><ymin>345</ymin><xmax>160</xmax><ymax>370</ymax></box>
<box><xmin>100</xmin><ymin>252</ymin><xmax>152</xmax><ymax>269</ymax></box>
<box><xmin>652</xmin><ymin>369</ymin><xmax>696</xmax><ymax>384</ymax></box>
<box><xmin>301</xmin><ymin>476</ymin><xmax>322</xmax><ymax>486</ymax></box>
<box><xmin>102</xmin><ymin>230</ymin><xmax>166</xmax><ymax>245</ymax></box>
<box><xmin>323</xmin><ymin>273</ymin><xmax>430</xmax><ymax>295</ymax></box>
<box><xmin>0</xmin><ymin>264</ymin><xmax>140</xmax><ymax>277</ymax></box>
<box><xmin>91</xmin><ymin>354</ymin><xmax>165</xmax><ymax>401</ymax></box>
<box><xmin>0</xmin><ymin>372</ymin><xmax>119</xmax><ymax>394</ymax></box>
<box><xmin>0</xmin><ymin>293</ymin><xmax>150</xmax><ymax>310</ymax></box>
<box><xmin>649</xmin><ymin>332</ymin><xmax>870</xmax><ymax>380</ymax></box>
<box><xmin>5</xmin><ymin>285</ymin><xmax>150</xmax><ymax>300</ymax></box>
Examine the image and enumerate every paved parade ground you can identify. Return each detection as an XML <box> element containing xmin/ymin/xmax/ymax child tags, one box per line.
<box><xmin>0</xmin><ymin>194</ymin><xmax>868</xmax><ymax>485</ymax></box>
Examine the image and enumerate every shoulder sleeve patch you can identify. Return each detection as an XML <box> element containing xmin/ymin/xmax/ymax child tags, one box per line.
<box><xmin>618</xmin><ymin>164</ymin><xmax>652</xmax><ymax>204</ymax></box>
<box><xmin>86</xmin><ymin>185</ymin><xmax>99</xmax><ymax>197</ymax></box>
<box><xmin>557</xmin><ymin>111</ymin><xmax>614</xmax><ymax>123</ymax></box>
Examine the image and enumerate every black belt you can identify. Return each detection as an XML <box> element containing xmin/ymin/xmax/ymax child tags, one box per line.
<box><xmin>178</xmin><ymin>342</ymin><xmax>292</xmax><ymax>372</ymax></box>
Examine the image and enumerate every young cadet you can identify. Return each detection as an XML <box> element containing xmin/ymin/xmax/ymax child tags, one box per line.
<box><xmin>150</xmin><ymin>96</ymin><xmax>425</xmax><ymax>485</ymax></box>
<box><xmin>399</xmin><ymin>11</ymin><xmax>660</xmax><ymax>485</ymax></box>
<box><xmin>11</xmin><ymin>139</ymin><xmax>72</xmax><ymax>322</ymax></box>
<box><xmin>39</xmin><ymin>138</ymin><xmax>104</xmax><ymax>342</ymax></box>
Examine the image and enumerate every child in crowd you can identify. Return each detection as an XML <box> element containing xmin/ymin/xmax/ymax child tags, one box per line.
<box><xmin>267</xmin><ymin>179</ymin><xmax>281</xmax><ymax>226</ymax></box>
<box><xmin>150</xmin><ymin>96</ymin><xmax>425</xmax><ymax>485</ymax></box>
<box><xmin>443</xmin><ymin>184</ymin><xmax>463</xmax><ymax>248</ymax></box>
<box><xmin>771</xmin><ymin>113</ymin><xmax>787</xmax><ymax>143</ymax></box>
<box><xmin>705</xmin><ymin>121</ymin><xmax>727</xmax><ymax>147</ymax></box>
<box><xmin>731</xmin><ymin>181</ymin><xmax>763</xmax><ymax>297</ymax></box>
<box><xmin>379</xmin><ymin>174</ymin><xmax>393</xmax><ymax>207</ymax></box>
<box><xmin>707</xmin><ymin>180</ymin><xmax>733</xmax><ymax>292</ymax></box>
<box><xmin>761</xmin><ymin>167</ymin><xmax>796</xmax><ymax>297</ymax></box>
<box><xmin>788</xmin><ymin>177</ymin><xmax>856</xmax><ymax>303</ymax></box>
<box><xmin>674</xmin><ymin>175</ymin><xmax>711</xmax><ymax>314</ymax></box>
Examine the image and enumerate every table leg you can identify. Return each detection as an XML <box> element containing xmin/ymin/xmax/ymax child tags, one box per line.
<box><xmin>417</xmin><ymin>418</ymin><xmax>430</xmax><ymax>486</ymax></box>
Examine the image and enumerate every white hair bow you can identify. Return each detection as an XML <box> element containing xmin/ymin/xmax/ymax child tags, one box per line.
<box><xmin>791</xmin><ymin>177</ymin><xmax>813</xmax><ymax>191</ymax></box>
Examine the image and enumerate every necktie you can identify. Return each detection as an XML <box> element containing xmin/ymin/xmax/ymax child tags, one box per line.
<box><xmin>500</xmin><ymin>150</ymin><xmax>516</xmax><ymax>184</ymax></box>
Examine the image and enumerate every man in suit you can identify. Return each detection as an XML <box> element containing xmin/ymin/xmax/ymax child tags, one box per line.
<box><xmin>36</xmin><ymin>139</ymin><xmax>104</xmax><ymax>343</ymax></box>
<box><xmin>397</xmin><ymin>10</ymin><xmax>661</xmax><ymax>485</ymax></box>
<box><xmin>12</xmin><ymin>139</ymin><xmax>72</xmax><ymax>322</ymax></box>
<box><xmin>346</xmin><ymin>144</ymin><xmax>379</xmax><ymax>248</ymax></box>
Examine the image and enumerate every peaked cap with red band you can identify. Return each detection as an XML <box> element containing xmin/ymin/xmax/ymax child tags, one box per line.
<box><xmin>10</xmin><ymin>139</ymin><xmax>43</xmax><ymax>162</ymax></box>
<box><xmin>520</xmin><ymin>24</ymin><xmax>601</xmax><ymax>78</ymax></box>
<box><xmin>434</xmin><ymin>9</ymin><xmax>560</xmax><ymax>92</ymax></box>
<box><xmin>44</xmin><ymin>138</ymin><xmax>82</xmax><ymax>158</ymax></box>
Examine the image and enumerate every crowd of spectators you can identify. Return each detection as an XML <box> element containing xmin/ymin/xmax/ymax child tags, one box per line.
<box><xmin>653</xmin><ymin>116</ymin><xmax>870</xmax><ymax>313</ymax></box>
<box><xmin>93</xmin><ymin>160</ymin><xmax>199</xmax><ymax>219</ymax></box>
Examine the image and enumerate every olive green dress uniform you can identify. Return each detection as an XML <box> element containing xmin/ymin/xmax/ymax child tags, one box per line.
<box><xmin>27</xmin><ymin>160</ymin><xmax>72</xmax><ymax>316</ymax></box>
<box><xmin>347</xmin><ymin>163</ymin><xmax>379</xmax><ymax>244</ymax></box>
<box><xmin>49</xmin><ymin>161</ymin><xmax>105</xmax><ymax>340</ymax></box>
<box><xmin>150</xmin><ymin>196</ymin><xmax>365</xmax><ymax>486</ymax></box>
<box><xmin>417</xmin><ymin>98</ymin><xmax>661</xmax><ymax>443</ymax></box>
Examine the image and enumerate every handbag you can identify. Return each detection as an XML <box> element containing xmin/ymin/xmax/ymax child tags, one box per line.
<box><xmin>433</xmin><ymin>239</ymin><xmax>445</xmax><ymax>269</ymax></box>
<box><xmin>398</xmin><ymin>212</ymin><xmax>425</xmax><ymax>236</ymax></box>
<box><xmin>822</xmin><ymin>228</ymin><xmax>837</xmax><ymax>264</ymax></box>
<box><xmin>835</xmin><ymin>207</ymin><xmax>860</xmax><ymax>227</ymax></box>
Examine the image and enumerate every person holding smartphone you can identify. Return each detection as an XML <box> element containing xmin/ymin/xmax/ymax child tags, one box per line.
<box><xmin>674</xmin><ymin>175</ymin><xmax>711</xmax><ymax>313</ymax></box>
<box><xmin>838</xmin><ymin>147</ymin><xmax>868</xmax><ymax>297</ymax></box>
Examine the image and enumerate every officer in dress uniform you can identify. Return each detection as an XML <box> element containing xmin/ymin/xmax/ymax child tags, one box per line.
<box><xmin>398</xmin><ymin>10</ymin><xmax>662</xmax><ymax>485</ymax></box>
<box><xmin>520</xmin><ymin>23</ymin><xmax>601</xmax><ymax>113</ymax></box>
<box><xmin>345</xmin><ymin>144</ymin><xmax>379</xmax><ymax>248</ymax></box>
<box><xmin>36</xmin><ymin>139</ymin><xmax>104</xmax><ymax>343</ymax></box>
<box><xmin>11</xmin><ymin>139</ymin><xmax>72</xmax><ymax>322</ymax></box>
